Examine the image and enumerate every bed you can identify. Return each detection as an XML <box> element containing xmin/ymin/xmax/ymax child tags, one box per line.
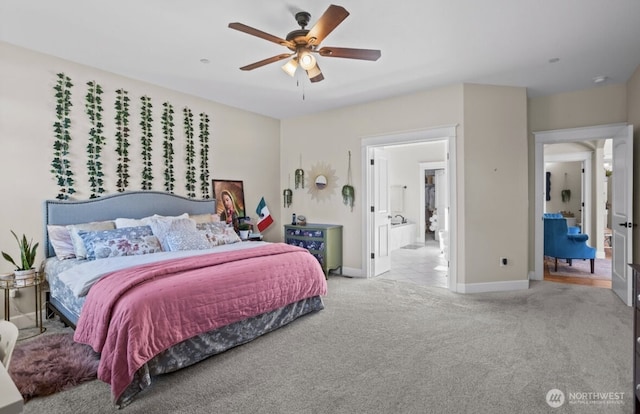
<box><xmin>42</xmin><ymin>191</ymin><xmax>327</xmax><ymax>408</ymax></box>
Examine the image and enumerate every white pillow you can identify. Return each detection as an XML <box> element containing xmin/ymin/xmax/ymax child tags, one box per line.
<box><xmin>114</xmin><ymin>217</ymin><xmax>150</xmax><ymax>228</ymax></box>
<box><xmin>66</xmin><ymin>221</ymin><xmax>115</xmax><ymax>259</ymax></box>
<box><xmin>189</xmin><ymin>213</ymin><xmax>215</xmax><ymax>225</ymax></box>
<box><xmin>47</xmin><ymin>225</ymin><xmax>76</xmax><ymax>259</ymax></box>
<box><xmin>115</xmin><ymin>213</ymin><xmax>189</xmax><ymax>228</ymax></box>
<box><xmin>147</xmin><ymin>216</ymin><xmax>197</xmax><ymax>251</ymax></box>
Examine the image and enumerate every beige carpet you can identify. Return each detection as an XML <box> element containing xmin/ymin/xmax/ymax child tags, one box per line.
<box><xmin>20</xmin><ymin>277</ymin><xmax>631</xmax><ymax>414</ymax></box>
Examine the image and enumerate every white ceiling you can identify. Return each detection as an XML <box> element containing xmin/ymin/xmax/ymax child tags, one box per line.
<box><xmin>2</xmin><ymin>1</ymin><xmax>640</xmax><ymax>120</ymax></box>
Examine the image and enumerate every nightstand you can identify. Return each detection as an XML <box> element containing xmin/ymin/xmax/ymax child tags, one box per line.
<box><xmin>1</xmin><ymin>271</ymin><xmax>46</xmax><ymax>338</ymax></box>
<box><xmin>284</xmin><ymin>223</ymin><xmax>343</xmax><ymax>277</ymax></box>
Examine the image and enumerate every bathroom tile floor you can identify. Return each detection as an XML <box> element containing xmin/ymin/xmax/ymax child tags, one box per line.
<box><xmin>376</xmin><ymin>238</ymin><xmax>448</xmax><ymax>288</ymax></box>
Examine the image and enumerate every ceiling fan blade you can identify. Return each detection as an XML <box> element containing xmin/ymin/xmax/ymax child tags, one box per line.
<box><xmin>305</xmin><ymin>5</ymin><xmax>350</xmax><ymax>46</ymax></box>
<box><xmin>318</xmin><ymin>47</ymin><xmax>381</xmax><ymax>61</ymax></box>
<box><xmin>228</xmin><ymin>22</ymin><xmax>293</xmax><ymax>48</ymax></box>
<box><xmin>240</xmin><ymin>53</ymin><xmax>293</xmax><ymax>71</ymax></box>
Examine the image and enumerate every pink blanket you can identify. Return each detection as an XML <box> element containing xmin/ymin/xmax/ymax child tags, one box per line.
<box><xmin>73</xmin><ymin>243</ymin><xmax>327</xmax><ymax>402</ymax></box>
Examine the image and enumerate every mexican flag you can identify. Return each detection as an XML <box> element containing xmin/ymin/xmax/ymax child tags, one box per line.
<box><xmin>255</xmin><ymin>197</ymin><xmax>274</xmax><ymax>232</ymax></box>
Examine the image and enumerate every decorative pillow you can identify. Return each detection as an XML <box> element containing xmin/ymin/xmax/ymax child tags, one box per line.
<box><xmin>67</xmin><ymin>221</ymin><xmax>115</xmax><ymax>259</ymax></box>
<box><xmin>189</xmin><ymin>213</ymin><xmax>215</xmax><ymax>225</ymax></box>
<box><xmin>115</xmin><ymin>217</ymin><xmax>150</xmax><ymax>229</ymax></box>
<box><xmin>78</xmin><ymin>226</ymin><xmax>161</xmax><ymax>260</ymax></box>
<box><xmin>165</xmin><ymin>230</ymin><xmax>212</xmax><ymax>251</ymax></box>
<box><xmin>198</xmin><ymin>223</ymin><xmax>242</xmax><ymax>246</ymax></box>
<box><xmin>47</xmin><ymin>225</ymin><xmax>76</xmax><ymax>259</ymax></box>
<box><xmin>147</xmin><ymin>216</ymin><xmax>197</xmax><ymax>251</ymax></box>
<box><xmin>115</xmin><ymin>213</ymin><xmax>189</xmax><ymax>229</ymax></box>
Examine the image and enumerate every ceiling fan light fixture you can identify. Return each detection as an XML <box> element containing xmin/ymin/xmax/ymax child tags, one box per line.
<box><xmin>298</xmin><ymin>50</ymin><xmax>316</xmax><ymax>70</ymax></box>
<box><xmin>282</xmin><ymin>58</ymin><xmax>298</xmax><ymax>77</ymax></box>
<box><xmin>306</xmin><ymin>63</ymin><xmax>322</xmax><ymax>78</ymax></box>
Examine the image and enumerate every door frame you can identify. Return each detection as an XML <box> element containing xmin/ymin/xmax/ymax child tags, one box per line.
<box><xmin>532</xmin><ymin>122</ymin><xmax>628</xmax><ymax>281</ymax></box>
<box><xmin>361</xmin><ymin>125</ymin><xmax>458</xmax><ymax>291</ymax></box>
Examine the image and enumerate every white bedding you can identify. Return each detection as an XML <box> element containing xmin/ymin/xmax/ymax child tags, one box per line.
<box><xmin>58</xmin><ymin>241</ymin><xmax>269</xmax><ymax>298</ymax></box>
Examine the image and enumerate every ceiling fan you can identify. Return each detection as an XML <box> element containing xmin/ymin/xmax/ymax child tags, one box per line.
<box><xmin>228</xmin><ymin>4</ymin><xmax>381</xmax><ymax>83</ymax></box>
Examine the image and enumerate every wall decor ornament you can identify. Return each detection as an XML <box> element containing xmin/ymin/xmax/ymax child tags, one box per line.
<box><xmin>51</xmin><ymin>72</ymin><xmax>75</xmax><ymax>200</ymax></box>
<box><xmin>295</xmin><ymin>154</ymin><xmax>304</xmax><ymax>189</ymax></box>
<box><xmin>184</xmin><ymin>107</ymin><xmax>196</xmax><ymax>198</ymax></box>
<box><xmin>283</xmin><ymin>174</ymin><xmax>293</xmax><ymax>208</ymax></box>
<box><xmin>341</xmin><ymin>150</ymin><xmax>355</xmax><ymax>211</ymax></box>
<box><xmin>140</xmin><ymin>96</ymin><xmax>154</xmax><ymax>190</ymax></box>
<box><xmin>199</xmin><ymin>113</ymin><xmax>211</xmax><ymax>199</ymax></box>
<box><xmin>85</xmin><ymin>80</ymin><xmax>106</xmax><ymax>198</ymax></box>
<box><xmin>307</xmin><ymin>161</ymin><xmax>339</xmax><ymax>202</ymax></box>
<box><xmin>161</xmin><ymin>102</ymin><xmax>176</xmax><ymax>193</ymax></box>
<box><xmin>114</xmin><ymin>89</ymin><xmax>131</xmax><ymax>192</ymax></box>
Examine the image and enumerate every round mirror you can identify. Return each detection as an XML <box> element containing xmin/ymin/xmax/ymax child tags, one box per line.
<box><xmin>315</xmin><ymin>175</ymin><xmax>327</xmax><ymax>189</ymax></box>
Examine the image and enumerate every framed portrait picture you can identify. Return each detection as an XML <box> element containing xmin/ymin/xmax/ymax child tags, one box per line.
<box><xmin>212</xmin><ymin>179</ymin><xmax>246</xmax><ymax>225</ymax></box>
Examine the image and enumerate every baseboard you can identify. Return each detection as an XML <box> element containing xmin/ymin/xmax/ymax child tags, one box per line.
<box><xmin>457</xmin><ymin>279</ymin><xmax>530</xmax><ymax>294</ymax></box>
<box><xmin>333</xmin><ymin>266</ymin><xmax>364</xmax><ymax>278</ymax></box>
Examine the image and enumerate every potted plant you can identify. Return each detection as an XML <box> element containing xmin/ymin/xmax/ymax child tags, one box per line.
<box><xmin>2</xmin><ymin>231</ymin><xmax>39</xmax><ymax>279</ymax></box>
<box><xmin>238</xmin><ymin>222</ymin><xmax>251</xmax><ymax>240</ymax></box>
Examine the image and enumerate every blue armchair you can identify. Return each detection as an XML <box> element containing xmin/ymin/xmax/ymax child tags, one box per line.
<box><xmin>543</xmin><ymin>215</ymin><xmax>596</xmax><ymax>273</ymax></box>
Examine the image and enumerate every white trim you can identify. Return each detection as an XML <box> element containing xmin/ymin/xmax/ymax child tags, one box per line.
<box><xmin>361</xmin><ymin>125</ymin><xmax>458</xmax><ymax>291</ymax></box>
<box><xmin>457</xmin><ymin>279</ymin><xmax>530</xmax><ymax>294</ymax></box>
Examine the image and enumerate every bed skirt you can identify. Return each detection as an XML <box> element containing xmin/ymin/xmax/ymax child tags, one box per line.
<box><xmin>117</xmin><ymin>295</ymin><xmax>324</xmax><ymax>408</ymax></box>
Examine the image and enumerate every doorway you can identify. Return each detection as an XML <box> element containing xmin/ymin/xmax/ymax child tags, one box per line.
<box><xmin>361</xmin><ymin>125</ymin><xmax>458</xmax><ymax>291</ymax></box>
<box><xmin>533</xmin><ymin>123</ymin><xmax>633</xmax><ymax>305</ymax></box>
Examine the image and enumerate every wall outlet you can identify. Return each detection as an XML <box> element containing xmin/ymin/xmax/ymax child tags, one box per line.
<box><xmin>500</xmin><ymin>257</ymin><xmax>508</xmax><ymax>267</ymax></box>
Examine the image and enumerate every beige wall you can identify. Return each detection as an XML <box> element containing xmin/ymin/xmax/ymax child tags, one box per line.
<box><xmin>280</xmin><ymin>84</ymin><xmax>463</xmax><ymax>275</ymax></box>
<box><xmin>528</xmin><ymin>82</ymin><xmax>630</xmax><ymax>271</ymax></box>
<box><xmin>462</xmin><ymin>84</ymin><xmax>529</xmax><ymax>284</ymax></box>
<box><xmin>0</xmin><ymin>42</ymin><xmax>281</xmax><ymax>319</ymax></box>
<box><xmin>628</xmin><ymin>65</ymin><xmax>640</xmax><ymax>262</ymax></box>
<box><xmin>281</xmin><ymin>82</ymin><xmax>530</xmax><ymax>288</ymax></box>
<box><xmin>529</xmin><ymin>84</ymin><xmax>627</xmax><ymax>131</ymax></box>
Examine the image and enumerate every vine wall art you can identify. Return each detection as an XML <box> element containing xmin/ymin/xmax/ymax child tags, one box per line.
<box><xmin>50</xmin><ymin>73</ymin><xmax>213</xmax><ymax>200</ymax></box>
<box><xmin>114</xmin><ymin>89</ymin><xmax>131</xmax><ymax>192</ymax></box>
<box><xmin>51</xmin><ymin>73</ymin><xmax>75</xmax><ymax>200</ymax></box>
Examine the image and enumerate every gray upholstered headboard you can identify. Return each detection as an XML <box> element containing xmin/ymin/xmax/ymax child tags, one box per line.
<box><xmin>43</xmin><ymin>191</ymin><xmax>216</xmax><ymax>258</ymax></box>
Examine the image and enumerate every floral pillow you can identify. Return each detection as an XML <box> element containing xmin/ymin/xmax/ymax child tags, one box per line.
<box><xmin>165</xmin><ymin>230</ymin><xmax>212</xmax><ymax>251</ymax></box>
<box><xmin>78</xmin><ymin>226</ymin><xmax>162</xmax><ymax>260</ymax></box>
<box><xmin>197</xmin><ymin>222</ymin><xmax>242</xmax><ymax>246</ymax></box>
<box><xmin>67</xmin><ymin>220</ymin><xmax>116</xmax><ymax>259</ymax></box>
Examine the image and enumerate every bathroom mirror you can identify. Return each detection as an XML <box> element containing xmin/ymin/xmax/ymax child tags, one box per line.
<box><xmin>315</xmin><ymin>175</ymin><xmax>327</xmax><ymax>189</ymax></box>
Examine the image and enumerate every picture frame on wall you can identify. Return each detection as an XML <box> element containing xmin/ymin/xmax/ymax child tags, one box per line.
<box><xmin>212</xmin><ymin>179</ymin><xmax>246</xmax><ymax>226</ymax></box>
